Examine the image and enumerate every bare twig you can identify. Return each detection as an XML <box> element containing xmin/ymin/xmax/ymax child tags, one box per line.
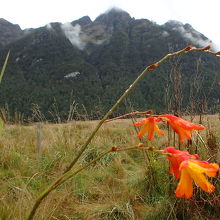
<box><xmin>104</xmin><ymin>110</ymin><xmax>153</xmax><ymax>123</ymax></box>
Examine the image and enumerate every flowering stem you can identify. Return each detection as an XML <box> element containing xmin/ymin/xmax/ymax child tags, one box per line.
<box><xmin>64</xmin><ymin>46</ymin><xmax>212</xmax><ymax>173</ymax></box>
<box><xmin>27</xmin><ymin>45</ymin><xmax>218</xmax><ymax>219</ymax></box>
<box><xmin>104</xmin><ymin>110</ymin><xmax>153</xmax><ymax>123</ymax></box>
<box><xmin>112</xmin><ymin>144</ymin><xmax>172</xmax><ymax>156</ymax></box>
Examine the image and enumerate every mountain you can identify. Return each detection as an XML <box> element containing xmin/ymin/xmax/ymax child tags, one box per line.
<box><xmin>0</xmin><ymin>8</ymin><xmax>219</xmax><ymax>122</ymax></box>
<box><xmin>0</xmin><ymin>18</ymin><xmax>24</xmax><ymax>45</ymax></box>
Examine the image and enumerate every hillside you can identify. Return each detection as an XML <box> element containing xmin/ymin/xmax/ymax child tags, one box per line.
<box><xmin>0</xmin><ymin>8</ymin><xmax>219</xmax><ymax>122</ymax></box>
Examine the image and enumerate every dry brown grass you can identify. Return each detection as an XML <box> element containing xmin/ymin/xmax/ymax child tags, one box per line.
<box><xmin>0</xmin><ymin>114</ymin><xmax>219</xmax><ymax>219</ymax></box>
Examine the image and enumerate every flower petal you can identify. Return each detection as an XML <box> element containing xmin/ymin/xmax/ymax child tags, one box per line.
<box><xmin>175</xmin><ymin>167</ymin><xmax>193</xmax><ymax>199</ymax></box>
<box><xmin>159</xmin><ymin>115</ymin><xmax>205</xmax><ymax>144</ymax></box>
<box><xmin>134</xmin><ymin>117</ymin><xmax>163</xmax><ymax>140</ymax></box>
<box><xmin>179</xmin><ymin>160</ymin><xmax>218</xmax><ymax>194</ymax></box>
<box><xmin>134</xmin><ymin>119</ymin><xmax>147</xmax><ymax>127</ymax></box>
<box><xmin>137</xmin><ymin>123</ymin><xmax>149</xmax><ymax>138</ymax></box>
<box><xmin>190</xmin><ymin>171</ymin><xmax>215</xmax><ymax>193</ymax></box>
<box><xmin>154</xmin><ymin>124</ymin><xmax>164</xmax><ymax>136</ymax></box>
<box><xmin>188</xmin><ymin>160</ymin><xmax>219</xmax><ymax>178</ymax></box>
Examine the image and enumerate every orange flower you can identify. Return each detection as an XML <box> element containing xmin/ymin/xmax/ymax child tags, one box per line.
<box><xmin>159</xmin><ymin>115</ymin><xmax>205</xmax><ymax>144</ymax></box>
<box><xmin>134</xmin><ymin>117</ymin><xmax>164</xmax><ymax>140</ymax></box>
<box><xmin>163</xmin><ymin>147</ymin><xmax>199</xmax><ymax>179</ymax></box>
<box><xmin>175</xmin><ymin>160</ymin><xmax>219</xmax><ymax>199</ymax></box>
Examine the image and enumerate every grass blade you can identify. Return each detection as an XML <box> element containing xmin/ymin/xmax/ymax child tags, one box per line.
<box><xmin>0</xmin><ymin>51</ymin><xmax>10</xmax><ymax>84</ymax></box>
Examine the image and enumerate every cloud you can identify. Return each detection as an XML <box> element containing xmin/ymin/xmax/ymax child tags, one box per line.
<box><xmin>46</xmin><ymin>23</ymin><xmax>53</xmax><ymax>30</ymax></box>
<box><xmin>178</xmin><ymin>26</ymin><xmax>211</xmax><ymax>47</ymax></box>
<box><xmin>168</xmin><ymin>21</ymin><xmax>219</xmax><ymax>51</ymax></box>
<box><xmin>104</xmin><ymin>6</ymin><xmax>124</xmax><ymax>13</ymax></box>
<box><xmin>162</xmin><ymin>31</ymin><xmax>169</xmax><ymax>37</ymax></box>
<box><xmin>211</xmin><ymin>42</ymin><xmax>220</xmax><ymax>52</ymax></box>
<box><xmin>61</xmin><ymin>23</ymin><xmax>85</xmax><ymax>50</ymax></box>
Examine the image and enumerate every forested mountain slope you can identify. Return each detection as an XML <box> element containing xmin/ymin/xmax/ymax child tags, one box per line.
<box><xmin>0</xmin><ymin>9</ymin><xmax>219</xmax><ymax>121</ymax></box>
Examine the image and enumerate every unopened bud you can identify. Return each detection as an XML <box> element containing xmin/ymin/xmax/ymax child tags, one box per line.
<box><xmin>184</xmin><ymin>45</ymin><xmax>194</xmax><ymax>52</ymax></box>
<box><xmin>148</xmin><ymin>146</ymin><xmax>154</xmax><ymax>151</ymax></box>
<box><xmin>146</xmin><ymin>110</ymin><xmax>153</xmax><ymax>115</ymax></box>
<box><xmin>202</xmin><ymin>45</ymin><xmax>211</xmax><ymax>51</ymax></box>
<box><xmin>138</xmin><ymin>143</ymin><xmax>145</xmax><ymax>148</ymax></box>
<box><xmin>147</xmin><ymin>63</ymin><xmax>159</xmax><ymax>70</ymax></box>
<box><xmin>111</xmin><ymin>146</ymin><xmax>118</xmax><ymax>151</ymax></box>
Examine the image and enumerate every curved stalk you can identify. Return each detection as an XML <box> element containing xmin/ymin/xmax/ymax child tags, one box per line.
<box><xmin>27</xmin><ymin>45</ymin><xmax>218</xmax><ymax>219</ymax></box>
<box><xmin>63</xmin><ymin>46</ymin><xmax>200</xmax><ymax>173</ymax></box>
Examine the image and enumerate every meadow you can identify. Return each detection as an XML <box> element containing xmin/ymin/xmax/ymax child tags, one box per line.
<box><xmin>1</xmin><ymin>114</ymin><xmax>219</xmax><ymax>220</ymax></box>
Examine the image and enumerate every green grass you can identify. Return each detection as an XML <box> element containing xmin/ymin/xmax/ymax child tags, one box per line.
<box><xmin>0</xmin><ymin>115</ymin><xmax>219</xmax><ymax>219</ymax></box>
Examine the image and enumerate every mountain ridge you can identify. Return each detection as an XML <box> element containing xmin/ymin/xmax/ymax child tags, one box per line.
<box><xmin>0</xmin><ymin>8</ymin><xmax>219</xmax><ymax>122</ymax></box>
<box><xmin>0</xmin><ymin>18</ymin><xmax>24</xmax><ymax>45</ymax></box>
<box><xmin>0</xmin><ymin>8</ymin><xmax>213</xmax><ymax>49</ymax></box>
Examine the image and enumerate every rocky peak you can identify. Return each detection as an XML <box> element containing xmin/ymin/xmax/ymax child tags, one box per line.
<box><xmin>163</xmin><ymin>20</ymin><xmax>184</xmax><ymax>29</ymax></box>
<box><xmin>94</xmin><ymin>8</ymin><xmax>132</xmax><ymax>29</ymax></box>
<box><xmin>163</xmin><ymin>20</ymin><xmax>211</xmax><ymax>47</ymax></box>
<box><xmin>71</xmin><ymin>16</ymin><xmax>92</xmax><ymax>27</ymax></box>
<box><xmin>0</xmin><ymin>18</ymin><xmax>24</xmax><ymax>45</ymax></box>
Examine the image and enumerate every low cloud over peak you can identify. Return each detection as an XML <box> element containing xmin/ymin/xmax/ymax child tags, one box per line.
<box><xmin>61</xmin><ymin>22</ymin><xmax>85</xmax><ymax>50</ymax></box>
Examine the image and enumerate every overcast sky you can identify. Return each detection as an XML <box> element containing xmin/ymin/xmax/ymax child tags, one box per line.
<box><xmin>1</xmin><ymin>0</ymin><xmax>220</xmax><ymax>49</ymax></box>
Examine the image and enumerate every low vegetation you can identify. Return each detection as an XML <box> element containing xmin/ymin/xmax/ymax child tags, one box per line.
<box><xmin>0</xmin><ymin>114</ymin><xmax>219</xmax><ymax>219</ymax></box>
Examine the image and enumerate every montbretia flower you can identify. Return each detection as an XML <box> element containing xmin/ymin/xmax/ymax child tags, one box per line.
<box><xmin>134</xmin><ymin>117</ymin><xmax>164</xmax><ymax>140</ymax></box>
<box><xmin>163</xmin><ymin>147</ymin><xmax>199</xmax><ymax>179</ymax></box>
<box><xmin>159</xmin><ymin>115</ymin><xmax>205</xmax><ymax>144</ymax></box>
<box><xmin>175</xmin><ymin>160</ymin><xmax>219</xmax><ymax>199</ymax></box>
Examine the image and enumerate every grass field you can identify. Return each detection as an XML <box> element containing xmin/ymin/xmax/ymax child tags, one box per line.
<box><xmin>0</xmin><ymin>114</ymin><xmax>220</xmax><ymax>220</ymax></box>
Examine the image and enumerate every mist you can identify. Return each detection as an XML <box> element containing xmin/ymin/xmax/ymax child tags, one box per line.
<box><xmin>61</xmin><ymin>23</ymin><xmax>85</xmax><ymax>50</ymax></box>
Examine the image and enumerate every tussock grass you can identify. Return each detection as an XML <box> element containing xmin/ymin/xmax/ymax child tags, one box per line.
<box><xmin>0</xmin><ymin>115</ymin><xmax>219</xmax><ymax>219</ymax></box>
